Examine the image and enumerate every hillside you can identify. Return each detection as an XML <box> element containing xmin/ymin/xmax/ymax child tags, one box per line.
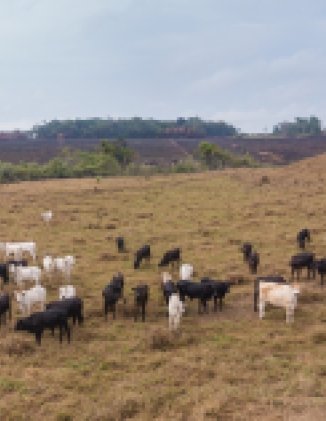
<box><xmin>1</xmin><ymin>135</ymin><xmax>326</xmax><ymax>165</ymax></box>
<box><xmin>0</xmin><ymin>155</ymin><xmax>326</xmax><ymax>420</ymax></box>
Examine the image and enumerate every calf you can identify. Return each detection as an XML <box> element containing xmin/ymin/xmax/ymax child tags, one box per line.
<box><xmin>241</xmin><ymin>242</ymin><xmax>253</xmax><ymax>262</ymax></box>
<box><xmin>132</xmin><ymin>284</ymin><xmax>149</xmax><ymax>322</ymax></box>
<box><xmin>254</xmin><ymin>276</ymin><xmax>287</xmax><ymax>312</ymax></box>
<box><xmin>102</xmin><ymin>273</ymin><xmax>124</xmax><ymax>320</ymax></box>
<box><xmin>168</xmin><ymin>293</ymin><xmax>185</xmax><ymax>331</ymax></box>
<box><xmin>179</xmin><ymin>263</ymin><xmax>193</xmax><ymax>281</ymax></box>
<box><xmin>314</xmin><ymin>259</ymin><xmax>326</xmax><ymax>286</ymax></box>
<box><xmin>158</xmin><ymin>248</ymin><xmax>181</xmax><ymax>267</ymax></box>
<box><xmin>0</xmin><ymin>293</ymin><xmax>11</xmax><ymax>327</ymax></box>
<box><xmin>15</xmin><ymin>285</ymin><xmax>46</xmax><ymax>315</ymax></box>
<box><xmin>297</xmin><ymin>228</ymin><xmax>310</xmax><ymax>249</ymax></box>
<box><xmin>46</xmin><ymin>297</ymin><xmax>84</xmax><ymax>325</ymax></box>
<box><xmin>116</xmin><ymin>236</ymin><xmax>125</xmax><ymax>253</ymax></box>
<box><xmin>290</xmin><ymin>252</ymin><xmax>315</xmax><ymax>280</ymax></box>
<box><xmin>15</xmin><ymin>309</ymin><xmax>70</xmax><ymax>345</ymax></box>
<box><xmin>248</xmin><ymin>252</ymin><xmax>260</xmax><ymax>274</ymax></box>
<box><xmin>259</xmin><ymin>282</ymin><xmax>300</xmax><ymax>324</ymax></box>
<box><xmin>134</xmin><ymin>245</ymin><xmax>151</xmax><ymax>269</ymax></box>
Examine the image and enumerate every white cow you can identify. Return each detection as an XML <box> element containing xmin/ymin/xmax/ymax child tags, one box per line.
<box><xmin>259</xmin><ymin>282</ymin><xmax>300</xmax><ymax>324</ymax></box>
<box><xmin>180</xmin><ymin>263</ymin><xmax>193</xmax><ymax>281</ymax></box>
<box><xmin>14</xmin><ymin>266</ymin><xmax>42</xmax><ymax>287</ymax></box>
<box><xmin>43</xmin><ymin>256</ymin><xmax>54</xmax><ymax>275</ymax></box>
<box><xmin>168</xmin><ymin>293</ymin><xmax>185</xmax><ymax>331</ymax></box>
<box><xmin>1</xmin><ymin>242</ymin><xmax>36</xmax><ymax>261</ymax></box>
<box><xmin>53</xmin><ymin>255</ymin><xmax>75</xmax><ymax>280</ymax></box>
<box><xmin>15</xmin><ymin>285</ymin><xmax>46</xmax><ymax>315</ymax></box>
<box><xmin>59</xmin><ymin>285</ymin><xmax>76</xmax><ymax>300</ymax></box>
<box><xmin>41</xmin><ymin>210</ymin><xmax>53</xmax><ymax>223</ymax></box>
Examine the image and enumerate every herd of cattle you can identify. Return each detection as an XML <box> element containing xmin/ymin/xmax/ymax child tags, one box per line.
<box><xmin>0</xmin><ymin>222</ymin><xmax>325</xmax><ymax>346</ymax></box>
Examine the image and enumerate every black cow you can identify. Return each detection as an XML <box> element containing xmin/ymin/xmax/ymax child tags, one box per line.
<box><xmin>290</xmin><ymin>252</ymin><xmax>315</xmax><ymax>280</ymax></box>
<box><xmin>116</xmin><ymin>237</ymin><xmax>125</xmax><ymax>253</ymax></box>
<box><xmin>248</xmin><ymin>252</ymin><xmax>260</xmax><ymax>274</ymax></box>
<box><xmin>158</xmin><ymin>248</ymin><xmax>181</xmax><ymax>267</ymax></box>
<box><xmin>46</xmin><ymin>297</ymin><xmax>84</xmax><ymax>326</ymax></box>
<box><xmin>0</xmin><ymin>264</ymin><xmax>9</xmax><ymax>284</ymax></box>
<box><xmin>253</xmin><ymin>276</ymin><xmax>287</xmax><ymax>312</ymax></box>
<box><xmin>0</xmin><ymin>293</ymin><xmax>11</xmax><ymax>327</ymax></box>
<box><xmin>241</xmin><ymin>243</ymin><xmax>253</xmax><ymax>262</ymax></box>
<box><xmin>132</xmin><ymin>285</ymin><xmax>149</xmax><ymax>322</ymax></box>
<box><xmin>200</xmin><ymin>278</ymin><xmax>231</xmax><ymax>311</ymax></box>
<box><xmin>176</xmin><ymin>280</ymin><xmax>214</xmax><ymax>314</ymax></box>
<box><xmin>314</xmin><ymin>259</ymin><xmax>326</xmax><ymax>286</ymax></box>
<box><xmin>134</xmin><ymin>245</ymin><xmax>151</xmax><ymax>269</ymax></box>
<box><xmin>15</xmin><ymin>309</ymin><xmax>71</xmax><ymax>345</ymax></box>
<box><xmin>297</xmin><ymin>228</ymin><xmax>311</xmax><ymax>249</ymax></box>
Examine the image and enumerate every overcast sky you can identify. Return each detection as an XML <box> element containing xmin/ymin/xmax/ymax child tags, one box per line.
<box><xmin>1</xmin><ymin>0</ymin><xmax>326</xmax><ymax>133</ymax></box>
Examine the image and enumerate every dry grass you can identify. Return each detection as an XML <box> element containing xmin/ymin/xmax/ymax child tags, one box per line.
<box><xmin>0</xmin><ymin>155</ymin><xmax>326</xmax><ymax>420</ymax></box>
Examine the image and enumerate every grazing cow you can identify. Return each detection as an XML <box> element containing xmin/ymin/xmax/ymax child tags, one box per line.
<box><xmin>254</xmin><ymin>276</ymin><xmax>287</xmax><ymax>312</ymax></box>
<box><xmin>1</xmin><ymin>242</ymin><xmax>36</xmax><ymax>261</ymax></box>
<box><xmin>200</xmin><ymin>278</ymin><xmax>232</xmax><ymax>311</ymax></box>
<box><xmin>102</xmin><ymin>273</ymin><xmax>125</xmax><ymax>320</ymax></box>
<box><xmin>14</xmin><ymin>266</ymin><xmax>42</xmax><ymax>287</ymax></box>
<box><xmin>168</xmin><ymin>293</ymin><xmax>185</xmax><ymax>331</ymax></box>
<box><xmin>179</xmin><ymin>263</ymin><xmax>193</xmax><ymax>281</ymax></box>
<box><xmin>0</xmin><ymin>293</ymin><xmax>11</xmax><ymax>327</ymax></box>
<box><xmin>158</xmin><ymin>248</ymin><xmax>181</xmax><ymax>267</ymax></box>
<box><xmin>248</xmin><ymin>252</ymin><xmax>260</xmax><ymax>274</ymax></box>
<box><xmin>290</xmin><ymin>252</ymin><xmax>315</xmax><ymax>280</ymax></box>
<box><xmin>132</xmin><ymin>285</ymin><xmax>149</xmax><ymax>322</ymax></box>
<box><xmin>134</xmin><ymin>245</ymin><xmax>151</xmax><ymax>269</ymax></box>
<box><xmin>43</xmin><ymin>256</ymin><xmax>54</xmax><ymax>275</ymax></box>
<box><xmin>53</xmin><ymin>256</ymin><xmax>75</xmax><ymax>280</ymax></box>
<box><xmin>41</xmin><ymin>210</ymin><xmax>53</xmax><ymax>223</ymax></box>
<box><xmin>241</xmin><ymin>243</ymin><xmax>253</xmax><ymax>262</ymax></box>
<box><xmin>59</xmin><ymin>285</ymin><xmax>76</xmax><ymax>300</ymax></box>
<box><xmin>116</xmin><ymin>237</ymin><xmax>125</xmax><ymax>253</ymax></box>
<box><xmin>15</xmin><ymin>309</ymin><xmax>71</xmax><ymax>345</ymax></box>
<box><xmin>176</xmin><ymin>280</ymin><xmax>214</xmax><ymax>314</ymax></box>
<box><xmin>46</xmin><ymin>297</ymin><xmax>84</xmax><ymax>326</ymax></box>
<box><xmin>297</xmin><ymin>228</ymin><xmax>310</xmax><ymax>249</ymax></box>
<box><xmin>314</xmin><ymin>258</ymin><xmax>326</xmax><ymax>286</ymax></box>
<box><xmin>259</xmin><ymin>282</ymin><xmax>300</xmax><ymax>324</ymax></box>
<box><xmin>15</xmin><ymin>285</ymin><xmax>46</xmax><ymax>315</ymax></box>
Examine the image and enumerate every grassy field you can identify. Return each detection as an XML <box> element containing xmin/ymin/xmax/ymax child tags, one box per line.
<box><xmin>0</xmin><ymin>155</ymin><xmax>326</xmax><ymax>420</ymax></box>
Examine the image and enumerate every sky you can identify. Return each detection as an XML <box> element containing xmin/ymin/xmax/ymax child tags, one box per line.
<box><xmin>1</xmin><ymin>0</ymin><xmax>326</xmax><ymax>133</ymax></box>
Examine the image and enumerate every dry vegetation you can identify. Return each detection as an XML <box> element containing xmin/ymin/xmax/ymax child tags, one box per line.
<box><xmin>0</xmin><ymin>155</ymin><xmax>326</xmax><ymax>420</ymax></box>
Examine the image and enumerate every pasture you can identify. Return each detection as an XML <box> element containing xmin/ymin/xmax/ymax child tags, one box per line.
<box><xmin>0</xmin><ymin>155</ymin><xmax>326</xmax><ymax>420</ymax></box>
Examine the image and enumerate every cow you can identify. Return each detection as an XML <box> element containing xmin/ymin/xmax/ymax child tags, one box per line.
<box><xmin>43</xmin><ymin>256</ymin><xmax>55</xmax><ymax>276</ymax></box>
<box><xmin>0</xmin><ymin>242</ymin><xmax>36</xmax><ymax>261</ymax></box>
<box><xmin>52</xmin><ymin>256</ymin><xmax>75</xmax><ymax>280</ymax></box>
<box><xmin>59</xmin><ymin>285</ymin><xmax>76</xmax><ymax>300</ymax></box>
<box><xmin>176</xmin><ymin>280</ymin><xmax>214</xmax><ymax>314</ymax></box>
<box><xmin>297</xmin><ymin>228</ymin><xmax>310</xmax><ymax>249</ymax></box>
<box><xmin>132</xmin><ymin>285</ymin><xmax>149</xmax><ymax>322</ymax></box>
<box><xmin>162</xmin><ymin>279</ymin><xmax>176</xmax><ymax>306</ymax></box>
<box><xmin>200</xmin><ymin>278</ymin><xmax>232</xmax><ymax>311</ymax></box>
<box><xmin>13</xmin><ymin>266</ymin><xmax>42</xmax><ymax>287</ymax></box>
<box><xmin>7</xmin><ymin>259</ymin><xmax>28</xmax><ymax>280</ymax></box>
<box><xmin>248</xmin><ymin>252</ymin><xmax>260</xmax><ymax>274</ymax></box>
<box><xmin>46</xmin><ymin>297</ymin><xmax>84</xmax><ymax>326</ymax></box>
<box><xmin>134</xmin><ymin>245</ymin><xmax>151</xmax><ymax>269</ymax></box>
<box><xmin>158</xmin><ymin>248</ymin><xmax>181</xmax><ymax>267</ymax></box>
<box><xmin>15</xmin><ymin>285</ymin><xmax>46</xmax><ymax>315</ymax></box>
<box><xmin>254</xmin><ymin>276</ymin><xmax>287</xmax><ymax>312</ymax></box>
<box><xmin>168</xmin><ymin>293</ymin><xmax>185</xmax><ymax>331</ymax></box>
<box><xmin>0</xmin><ymin>293</ymin><xmax>11</xmax><ymax>327</ymax></box>
<box><xmin>0</xmin><ymin>264</ymin><xmax>9</xmax><ymax>285</ymax></box>
<box><xmin>116</xmin><ymin>237</ymin><xmax>125</xmax><ymax>253</ymax></box>
<box><xmin>41</xmin><ymin>210</ymin><xmax>53</xmax><ymax>224</ymax></box>
<box><xmin>15</xmin><ymin>309</ymin><xmax>71</xmax><ymax>345</ymax></box>
<box><xmin>179</xmin><ymin>263</ymin><xmax>193</xmax><ymax>281</ymax></box>
<box><xmin>241</xmin><ymin>242</ymin><xmax>253</xmax><ymax>262</ymax></box>
<box><xmin>102</xmin><ymin>273</ymin><xmax>125</xmax><ymax>320</ymax></box>
<box><xmin>314</xmin><ymin>258</ymin><xmax>326</xmax><ymax>286</ymax></box>
<box><xmin>259</xmin><ymin>282</ymin><xmax>300</xmax><ymax>324</ymax></box>
<box><xmin>290</xmin><ymin>252</ymin><xmax>315</xmax><ymax>280</ymax></box>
